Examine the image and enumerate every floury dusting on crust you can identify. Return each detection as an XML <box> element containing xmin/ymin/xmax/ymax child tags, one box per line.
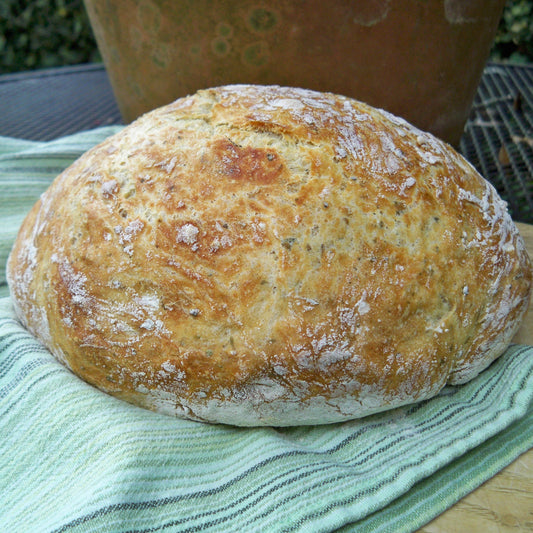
<box><xmin>6</xmin><ymin>85</ymin><xmax>532</xmax><ymax>426</ymax></box>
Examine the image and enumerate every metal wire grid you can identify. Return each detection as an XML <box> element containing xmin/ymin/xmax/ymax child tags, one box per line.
<box><xmin>0</xmin><ymin>64</ymin><xmax>122</xmax><ymax>141</ymax></box>
<box><xmin>460</xmin><ymin>63</ymin><xmax>533</xmax><ymax>224</ymax></box>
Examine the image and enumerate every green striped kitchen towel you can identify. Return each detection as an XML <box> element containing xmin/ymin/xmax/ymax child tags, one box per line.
<box><xmin>1</xmin><ymin>130</ymin><xmax>532</xmax><ymax>533</ymax></box>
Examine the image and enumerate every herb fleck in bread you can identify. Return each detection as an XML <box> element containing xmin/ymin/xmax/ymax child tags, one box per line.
<box><xmin>7</xmin><ymin>85</ymin><xmax>532</xmax><ymax>426</ymax></box>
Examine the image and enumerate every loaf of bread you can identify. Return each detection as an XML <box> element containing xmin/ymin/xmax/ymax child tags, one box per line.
<box><xmin>7</xmin><ymin>85</ymin><xmax>532</xmax><ymax>426</ymax></box>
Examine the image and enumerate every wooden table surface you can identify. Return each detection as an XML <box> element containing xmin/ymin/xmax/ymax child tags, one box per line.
<box><xmin>419</xmin><ymin>222</ymin><xmax>533</xmax><ymax>532</ymax></box>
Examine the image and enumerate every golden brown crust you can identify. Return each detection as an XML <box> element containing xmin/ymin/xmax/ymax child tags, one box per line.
<box><xmin>7</xmin><ymin>85</ymin><xmax>532</xmax><ymax>426</ymax></box>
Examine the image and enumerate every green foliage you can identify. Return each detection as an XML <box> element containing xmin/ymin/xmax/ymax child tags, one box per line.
<box><xmin>0</xmin><ymin>1</ymin><xmax>532</xmax><ymax>74</ymax></box>
<box><xmin>491</xmin><ymin>0</ymin><xmax>533</xmax><ymax>63</ymax></box>
<box><xmin>0</xmin><ymin>0</ymin><xmax>100</xmax><ymax>74</ymax></box>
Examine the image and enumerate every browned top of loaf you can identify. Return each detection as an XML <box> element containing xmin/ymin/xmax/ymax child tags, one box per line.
<box><xmin>7</xmin><ymin>85</ymin><xmax>532</xmax><ymax>425</ymax></box>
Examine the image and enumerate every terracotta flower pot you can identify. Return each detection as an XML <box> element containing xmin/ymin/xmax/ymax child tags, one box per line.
<box><xmin>83</xmin><ymin>0</ymin><xmax>505</xmax><ymax>146</ymax></box>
